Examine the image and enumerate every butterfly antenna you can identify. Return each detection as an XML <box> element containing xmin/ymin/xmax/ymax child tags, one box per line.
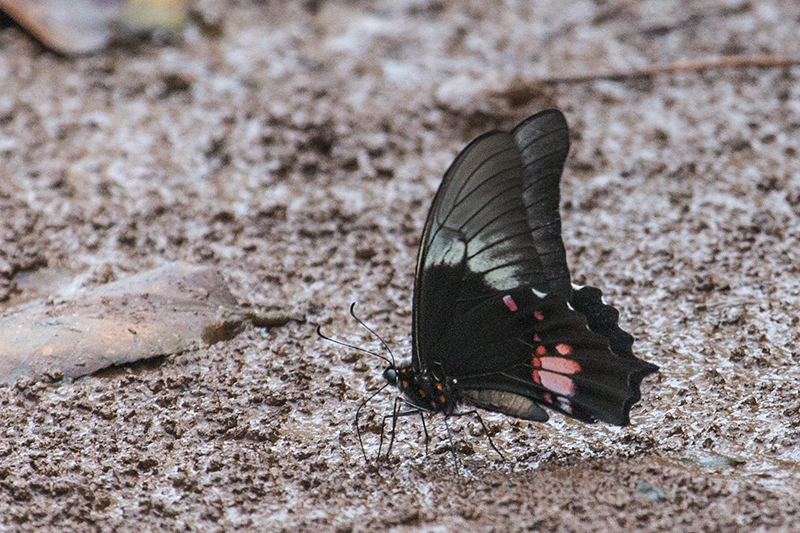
<box><xmin>348</xmin><ymin>302</ymin><xmax>397</xmax><ymax>367</ymax></box>
<box><xmin>316</xmin><ymin>325</ymin><xmax>393</xmax><ymax>366</ymax></box>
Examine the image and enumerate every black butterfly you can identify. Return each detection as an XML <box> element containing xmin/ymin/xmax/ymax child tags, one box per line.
<box><xmin>375</xmin><ymin>109</ymin><xmax>658</xmax><ymax>459</ymax></box>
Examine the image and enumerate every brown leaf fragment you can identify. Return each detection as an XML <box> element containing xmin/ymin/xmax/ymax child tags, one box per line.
<box><xmin>0</xmin><ymin>262</ymin><xmax>246</xmax><ymax>382</ymax></box>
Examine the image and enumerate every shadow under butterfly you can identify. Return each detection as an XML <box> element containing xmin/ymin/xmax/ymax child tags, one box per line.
<box><xmin>337</xmin><ymin>109</ymin><xmax>659</xmax><ymax>467</ymax></box>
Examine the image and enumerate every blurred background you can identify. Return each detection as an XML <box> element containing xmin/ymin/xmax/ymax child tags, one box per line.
<box><xmin>0</xmin><ymin>1</ymin><xmax>798</xmax><ymax>531</ymax></box>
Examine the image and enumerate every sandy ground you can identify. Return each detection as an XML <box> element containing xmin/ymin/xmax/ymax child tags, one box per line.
<box><xmin>0</xmin><ymin>0</ymin><xmax>799</xmax><ymax>531</ymax></box>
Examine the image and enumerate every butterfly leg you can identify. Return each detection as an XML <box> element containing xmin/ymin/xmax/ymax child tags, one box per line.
<box><xmin>355</xmin><ymin>401</ymin><xmax>372</xmax><ymax>463</ymax></box>
<box><xmin>419</xmin><ymin>411</ymin><xmax>429</xmax><ymax>455</ymax></box>
<box><xmin>453</xmin><ymin>409</ymin><xmax>506</xmax><ymax>462</ymax></box>
<box><xmin>378</xmin><ymin>397</ymin><xmax>403</xmax><ymax>460</ymax></box>
<box><xmin>442</xmin><ymin>417</ymin><xmax>462</xmax><ymax>474</ymax></box>
<box><xmin>379</xmin><ymin>397</ymin><xmax>424</xmax><ymax>461</ymax></box>
<box><xmin>355</xmin><ymin>382</ymin><xmax>391</xmax><ymax>462</ymax></box>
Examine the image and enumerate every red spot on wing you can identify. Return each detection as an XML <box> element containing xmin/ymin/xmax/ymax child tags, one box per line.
<box><xmin>531</xmin><ymin>357</ymin><xmax>542</xmax><ymax>385</ymax></box>
<box><xmin>538</xmin><ymin>357</ymin><xmax>580</xmax><ymax>374</ymax></box>
<box><xmin>536</xmin><ymin>345</ymin><xmax>547</xmax><ymax>356</ymax></box>
<box><xmin>555</xmin><ymin>343</ymin><xmax>573</xmax><ymax>356</ymax></box>
<box><xmin>503</xmin><ymin>295</ymin><xmax>518</xmax><ymax>312</ymax></box>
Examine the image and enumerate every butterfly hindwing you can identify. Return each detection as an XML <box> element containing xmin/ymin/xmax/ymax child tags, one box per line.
<box><xmin>432</xmin><ymin>285</ymin><xmax>656</xmax><ymax>425</ymax></box>
<box><xmin>570</xmin><ymin>284</ymin><xmax>635</xmax><ymax>358</ymax></box>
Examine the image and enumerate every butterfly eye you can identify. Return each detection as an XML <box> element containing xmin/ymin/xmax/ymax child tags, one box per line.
<box><xmin>383</xmin><ymin>368</ymin><xmax>398</xmax><ymax>385</ymax></box>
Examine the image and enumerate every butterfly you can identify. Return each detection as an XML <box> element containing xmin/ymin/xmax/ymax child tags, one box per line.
<box><xmin>373</xmin><ymin>109</ymin><xmax>659</xmax><ymax>460</ymax></box>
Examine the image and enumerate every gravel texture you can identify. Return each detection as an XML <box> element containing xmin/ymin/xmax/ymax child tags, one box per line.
<box><xmin>0</xmin><ymin>1</ymin><xmax>799</xmax><ymax>531</ymax></box>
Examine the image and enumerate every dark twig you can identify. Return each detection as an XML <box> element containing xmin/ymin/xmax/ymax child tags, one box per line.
<box><xmin>523</xmin><ymin>55</ymin><xmax>800</xmax><ymax>86</ymax></box>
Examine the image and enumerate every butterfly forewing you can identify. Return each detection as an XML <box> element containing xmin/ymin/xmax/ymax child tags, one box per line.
<box><xmin>419</xmin><ymin>132</ymin><xmax>546</xmax><ymax>293</ymax></box>
<box><xmin>514</xmin><ymin>110</ymin><xmax>573</xmax><ymax>299</ymax></box>
<box><xmin>412</xmin><ymin>132</ymin><xmax>547</xmax><ymax>373</ymax></box>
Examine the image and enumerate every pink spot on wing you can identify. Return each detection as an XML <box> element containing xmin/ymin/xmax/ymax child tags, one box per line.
<box><xmin>533</xmin><ymin>334</ymin><xmax>542</xmax><ymax>342</ymax></box>
<box><xmin>543</xmin><ymin>392</ymin><xmax>553</xmax><ymax>404</ymax></box>
<box><xmin>538</xmin><ymin>357</ymin><xmax>580</xmax><ymax>374</ymax></box>
<box><xmin>538</xmin><ymin>371</ymin><xmax>575</xmax><ymax>396</ymax></box>
<box><xmin>503</xmin><ymin>295</ymin><xmax>518</xmax><ymax>312</ymax></box>
<box><xmin>555</xmin><ymin>343</ymin><xmax>573</xmax><ymax>356</ymax></box>
<box><xmin>558</xmin><ymin>397</ymin><xmax>573</xmax><ymax>414</ymax></box>
<box><xmin>534</xmin><ymin>310</ymin><xmax>544</xmax><ymax>321</ymax></box>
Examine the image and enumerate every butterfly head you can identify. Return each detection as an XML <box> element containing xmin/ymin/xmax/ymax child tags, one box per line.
<box><xmin>384</xmin><ymin>363</ymin><xmax>417</xmax><ymax>392</ymax></box>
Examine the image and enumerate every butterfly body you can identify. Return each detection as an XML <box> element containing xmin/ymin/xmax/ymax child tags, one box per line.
<box><xmin>386</xmin><ymin>364</ymin><xmax>457</xmax><ymax>415</ymax></box>
<box><xmin>383</xmin><ymin>109</ymin><xmax>658</xmax><ymax>438</ymax></box>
